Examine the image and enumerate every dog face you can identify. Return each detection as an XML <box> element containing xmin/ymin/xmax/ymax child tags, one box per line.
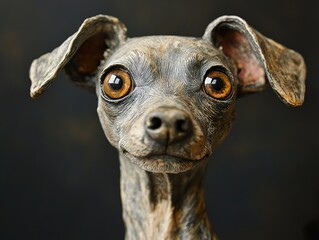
<box><xmin>97</xmin><ymin>36</ymin><xmax>237</xmax><ymax>173</ymax></box>
<box><xmin>29</xmin><ymin>15</ymin><xmax>306</xmax><ymax>173</ymax></box>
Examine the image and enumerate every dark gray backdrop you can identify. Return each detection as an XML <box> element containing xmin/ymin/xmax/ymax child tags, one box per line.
<box><xmin>1</xmin><ymin>0</ymin><xmax>318</xmax><ymax>239</ymax></box>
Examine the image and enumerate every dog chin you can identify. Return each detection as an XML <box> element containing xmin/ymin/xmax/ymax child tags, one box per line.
<box><xmin>122</xmin><ymin>150</ymin><xmax>205</xmax><ymax>173</ymax></box>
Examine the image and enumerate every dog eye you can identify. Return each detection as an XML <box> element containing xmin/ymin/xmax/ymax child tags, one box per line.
<box><xmin>102</xmin><ymin>69</ymin><xmax>133</xmax><ymax>99</ymax></box>
<box><xmin>203</xmin><ymin>70</ymin><xmax>232</xmax><ymax>99</ymax></box>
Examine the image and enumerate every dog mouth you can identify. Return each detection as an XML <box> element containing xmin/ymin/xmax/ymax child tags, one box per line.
<box><xmin>121</xmin><ymin>149</ymin><xmax>207</xmax><ymax>173</ymax></box>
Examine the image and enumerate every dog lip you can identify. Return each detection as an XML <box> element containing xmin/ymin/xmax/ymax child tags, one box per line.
<box><xmin>121</xmin><ymin>148</ymin><xmax>207</xmax><ymax>173</ymax></box>
<box><xmin>122</xmin><ymin>149</ymin><xmax>204</xmax><ymax>162</ymax></box>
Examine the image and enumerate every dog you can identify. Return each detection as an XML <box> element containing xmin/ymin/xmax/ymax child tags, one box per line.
<box><xmin>30</xmin><ymin>15</ymin><xmax>306</xmax><ymax>239</ymax></box>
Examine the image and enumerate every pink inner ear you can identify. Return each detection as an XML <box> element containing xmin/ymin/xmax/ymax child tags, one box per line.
<box><xmin>216</xmin><ymin>29</ymin><xmax>265</xmax><ymax>91</ymax></box>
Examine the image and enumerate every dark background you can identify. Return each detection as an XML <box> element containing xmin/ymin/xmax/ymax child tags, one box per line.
<box><xmin>1</xmin><ymin>0</ymin><xmax>318</xmax><ymax>239</ymax></box>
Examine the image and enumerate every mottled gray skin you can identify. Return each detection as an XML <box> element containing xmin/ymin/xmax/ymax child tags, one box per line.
<box><xmin>98</xmin><ymin>37</ymin><xmax>235</xmax><ymax>239</ymax></box>
<box><xmin>98</xmin><ymin>36</ymin><xmax>236</xmax><ymax>173</ymax></box>
<box><xmin>29</xmin><ymin>15</ymin><xmax>306</xmax><ymax>239</ymax></box>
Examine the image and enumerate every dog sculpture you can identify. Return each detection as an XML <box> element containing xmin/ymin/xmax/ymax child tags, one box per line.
<box><xmin>30</xmin><ymin>15</ymin><xmax>306</xmax><ymax>239</ymax></box>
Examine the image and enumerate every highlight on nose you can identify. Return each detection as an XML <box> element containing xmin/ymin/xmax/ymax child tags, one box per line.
<box><xmin>145</xmin><ymin>107</ymin><xmax>192</xmax><ymax>144</ymax></box>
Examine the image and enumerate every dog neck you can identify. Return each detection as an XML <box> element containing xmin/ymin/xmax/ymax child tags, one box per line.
<box><xmin>119</xmin><ymin>152</ymin><xmax>216</xmax><ymax>240</ymax></box>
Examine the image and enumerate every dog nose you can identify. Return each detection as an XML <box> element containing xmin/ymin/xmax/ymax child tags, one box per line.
<box><xmin>145</xmin><ymin>107</ymin><xmax>192</xmax><ymax>144</ymax></box>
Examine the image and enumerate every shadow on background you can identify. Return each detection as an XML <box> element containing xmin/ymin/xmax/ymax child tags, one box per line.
<box><xmin>0</xmin><ymin>0</ymin><xmax>318</xmax><ymax>239</ymax></box>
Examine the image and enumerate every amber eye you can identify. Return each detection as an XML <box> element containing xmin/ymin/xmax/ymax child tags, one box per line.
<box><xmin>102</xmin><ymin>69</ymin><xmax>133</xmax><ymax>100</ymax></box>
<box><xmin>203</xmin><ymin>70</ymin><xmax>232</xmax><ymax>99</ymax></box>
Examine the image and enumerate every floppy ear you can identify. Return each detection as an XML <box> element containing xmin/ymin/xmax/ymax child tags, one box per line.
<box><xmin>29</xmin><ymin>15</ymin><xmax>127</xmax><ymax>98</ymax></box>
<box><xmin>203</xmin><ymin>16</ymin><xmax>306</xmax><ymax>106</ymax></box>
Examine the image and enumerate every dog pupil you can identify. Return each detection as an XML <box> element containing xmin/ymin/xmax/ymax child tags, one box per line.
<box><xmin>108</xmin><ymin>74</ymin><xmax>123</xmax><ymax>91</ymax></box>
<box><xmin>205</xmin><ymin>77</ymin><xmax>224</xmax><ymax>91</ymax></box>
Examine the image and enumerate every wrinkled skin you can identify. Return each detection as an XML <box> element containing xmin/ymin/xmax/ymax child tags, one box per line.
<box><xmin>97</xmin><ymin>36</ymin><xmax>237</xmax><ymax>173</ymax></box>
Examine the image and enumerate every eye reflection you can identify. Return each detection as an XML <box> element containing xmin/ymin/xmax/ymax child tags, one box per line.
<box><xmin>205</xmin><ymin>77</ymin><xmax>225</xmax><ymax>92</ymax></box>
<box><xmin>108</xmin><ymin>74</ymin><xmax>123</xmax><ymax>91</ymax></box>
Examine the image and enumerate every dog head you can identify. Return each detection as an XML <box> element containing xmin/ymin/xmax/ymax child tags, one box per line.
<box><xmin>30</xmin><ymin>15</ymin><xmax>306</xmax><ymax>173</ymax></box>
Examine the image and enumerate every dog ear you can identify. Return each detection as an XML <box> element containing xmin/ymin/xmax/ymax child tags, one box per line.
<box><xmin>29</xmin><ymin>15</ymin><xmax>127</xmax><ymax>98</ymax></box>
<box><xmin>203</xmin><ymin>16</ymin><xmax>306</xmax><ymax>106</ymax></box>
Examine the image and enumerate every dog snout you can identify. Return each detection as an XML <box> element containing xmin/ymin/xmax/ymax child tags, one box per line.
<box><xmin>145</xmin><ymin>107</ymin><xmax>192</xmax><ymax>145</ymax></box>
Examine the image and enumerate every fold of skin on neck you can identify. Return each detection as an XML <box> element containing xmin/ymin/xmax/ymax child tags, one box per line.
<box><xmin>119</xmin><ymin>152</ymin><xmax>217</xmax><ymax>240</ymax></box>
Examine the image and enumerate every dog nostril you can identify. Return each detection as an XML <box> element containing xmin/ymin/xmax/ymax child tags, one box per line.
<box><xmin>176</xmin><ymin>119</ymin><xmax>189</xmax><ymax>133</ymax></box>
<box><xmin>147</xmin><ymin>117</ymin><xmax>162</xmax><ymax>130</ymax></box>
